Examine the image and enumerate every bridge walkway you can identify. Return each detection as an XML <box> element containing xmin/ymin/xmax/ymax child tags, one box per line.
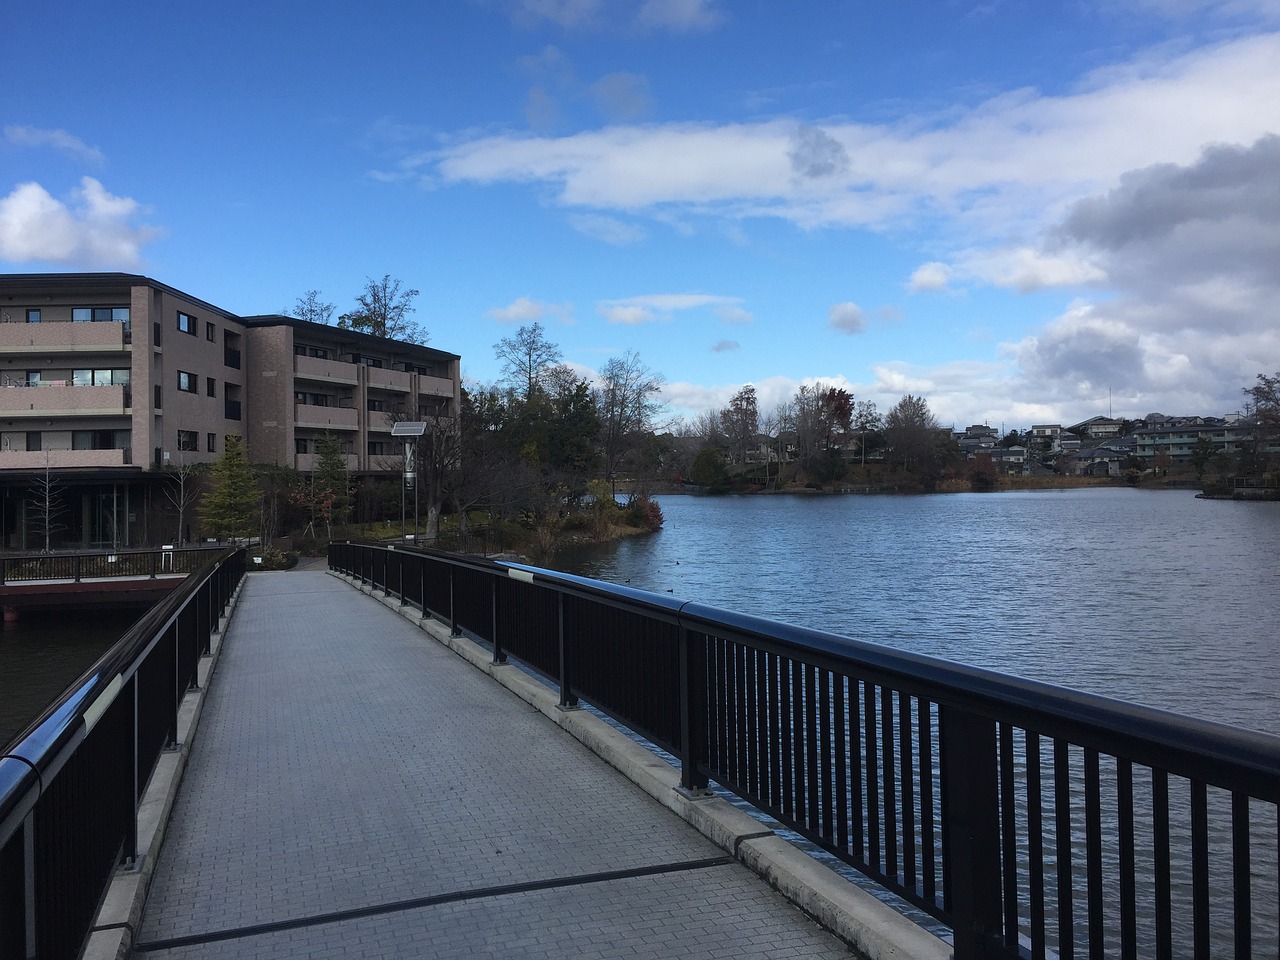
<box><xmin>133</xmin><ymin>570</ymin><xmax>856</xmax><ymax>959</ymax></box>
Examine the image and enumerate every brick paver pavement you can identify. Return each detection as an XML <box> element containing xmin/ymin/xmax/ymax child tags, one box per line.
<box><xmin>135</xmin><ymin>571</ymin><xmax>854</xmax><ymax>959</ymax></box>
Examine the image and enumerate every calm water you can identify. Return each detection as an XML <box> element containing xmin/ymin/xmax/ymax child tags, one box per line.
<box><xmin>556</xmin><ymin>487</ymin><xmax>1280</xmax><ymax>734</ymax></box>
<box><xmin>0</xmin><ymin>607</ymin><xmax>144</xmax><ymax>748</ymax></box>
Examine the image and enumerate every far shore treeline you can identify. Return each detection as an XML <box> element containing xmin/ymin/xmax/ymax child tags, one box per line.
<box><xmin>77</xmin><ymin>280</ymin><xmax>1277</xmax><ymax>562</ymax></box>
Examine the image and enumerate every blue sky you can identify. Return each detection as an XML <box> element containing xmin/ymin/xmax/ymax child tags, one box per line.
<box><xmin>4</xmin><ymin>0</ymin><xmax>1280</xmax><ymax>431</ymax></box>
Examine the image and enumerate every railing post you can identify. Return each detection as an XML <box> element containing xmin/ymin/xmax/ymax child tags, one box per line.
<box><xmin>491</xmin><ymin>578</ymin><xmax>506</xmax><ymax>664</ymax></box>
<box><xmin>678</xmin><ymin>625</ymin><xmax>708</xmax><ymax>792</ymax></box>
<box><xmin>449</xmin><ymin>567</ymin><xmax>460</xmax><ymax>636</ymax></box>
<box><xmin>940</xmin><ymin>706</ymin><xmax>1003</xmax><ymax>960</ymax></box>
<box><xmin>557</xmin><ymin>592</ymin><xmax>578</xmax><ymax>709</ymax></box>
<box><xmin>74</xmin><ymin>554</ymin><xmax>82</xmax><ymax>583</ymax></box>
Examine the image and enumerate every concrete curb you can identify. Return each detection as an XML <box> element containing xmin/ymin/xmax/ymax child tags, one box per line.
<box><xmin>82</xmin><ymin>576</ymin><xmax>249</xmax><ymax>960</ymax></box>
<box><xmin>337</xmin><ymin>572</ymin><xmax>951</xmax><ymax>960</ymax></box>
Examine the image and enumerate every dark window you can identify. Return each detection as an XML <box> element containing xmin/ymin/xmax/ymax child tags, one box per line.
<box><xmin>177</xmin><ymin>370</ymin><xmax>196</xmax><ymax>393</ymax></box>
<box><xmin>206</xmin><ymin>322</ymin><xmax>216</xmax><ymax>342</ymax></box>
<box><xmin>367</xmin><ymin>398</ymin><xmax>385</xmax><ymax>412</ymax></box>
<box><xmin>295</xmin><ymin>438</ymin><xmax>310</xmax><ymax>454</ymax></box>
<box><xmin>294</xmin><ymin>345</ymin><xmax>306</xmax><ymax>356</ymax></box>
<box><xmin>26</xmin><ymin>432</ymin><xmax>40</xmax><ymax>452</ymax></box>
<box><xmin>73</xmin><ymin>430</ymin><xmax>129</xmax><ymax>451</ymax></box>
<box><xmin>75</xmin><ymin>307</ymin><xmax>128</xmax><ymax>323</ymax></box>
<box><xmin>177</xmin><ymin>312</ymin><xmax>196</xmax><ymax>335</ymax></box>
<box><xmin>207</xmin><ymin>433</ymin><xmax>217</xmax><ymax>453</ymax></box>
<box><xmin>368</xmin><ymin>441</ymin><xmax>388</xmax><ymax>456</ymax></box>
<box><xmin>26</xmin><ymin>309</ymin><xmax>40</xmax><ymax>323</ymax></box>
<box><xmin>206</xmin><ymin>377</ymin><xmax>216</xmax><ymax>398</ymax></box>
<box><xmin>310</xmin><ymin>347</ymin><xmax>329</xmax><ymax>360</ymax></box>
<box><xmin>154</xmin><ymin>384</ymin><xmax>163</xmax><ymax>408</ymax></box>
<box><xmin>177</xmin><ymin>430</ymin><xmax>198</xmax><ymax>452</ymax></box>
<box><xmin>224</xmin><ymin>399</ymin><xmax>242</xmax><ymax>421</ymax></box>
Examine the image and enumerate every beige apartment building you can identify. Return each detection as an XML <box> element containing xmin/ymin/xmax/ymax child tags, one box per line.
<box><xmin>0</xmin><ymin>273</ymin><xmax>460</xmax><ymax>549</ymax></box>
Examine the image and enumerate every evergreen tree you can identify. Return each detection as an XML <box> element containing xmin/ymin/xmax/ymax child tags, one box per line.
<box><xmin>199</xmin><ymin>435</ymin><xmax>259</xmax><ymax>539</ymax></box>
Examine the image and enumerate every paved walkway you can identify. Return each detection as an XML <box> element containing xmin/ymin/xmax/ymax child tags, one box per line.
<box><xmin>135</xmin><ymin>571</ymin><xmax>855</xmax><ymax>959</ymax></box>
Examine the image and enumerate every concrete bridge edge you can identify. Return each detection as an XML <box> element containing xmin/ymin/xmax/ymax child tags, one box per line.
<box><xmin>334</xmin><ymin>571</ymin><xmax>952</xmax><ymax>960</ymax></box>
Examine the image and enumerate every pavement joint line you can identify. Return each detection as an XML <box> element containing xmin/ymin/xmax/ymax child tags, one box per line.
<box><xmin>132</xmin><ymin>856</ymin><xmax>736</xmax><ymax>953</ymax></box>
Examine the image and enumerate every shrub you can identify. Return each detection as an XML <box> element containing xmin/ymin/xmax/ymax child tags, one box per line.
<box><xmin>626</xmin><ymin>496</ymin><xmax>664</xmax><ymax>531</ymax></box>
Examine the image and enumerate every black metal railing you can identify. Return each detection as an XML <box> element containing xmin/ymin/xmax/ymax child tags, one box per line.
<box><xmin>329</xmin><ymin>540</ymin><xmax>1280</xmax><ymax>960</ymax></box>
<box><xmin>0</xmin><ymin>545</ymin><xmax>222</xmax><ymax>585</ymax></box>
<box><xmin>0</xmin><ymin>548</ymin><xmax>245</xmax><ymax>960</ymax></box>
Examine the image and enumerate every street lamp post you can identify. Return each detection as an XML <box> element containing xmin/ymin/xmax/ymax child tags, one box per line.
<box><xmin>392</xmin><ymin>421</ymin><xmax>427</xmax><ymax>542</ymax></box>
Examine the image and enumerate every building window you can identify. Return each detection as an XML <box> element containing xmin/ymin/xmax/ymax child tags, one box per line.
<box><xmin>206</xmin><ymin>322</ymin><xmax>216</xmax><ymax>342</ymax></box>
<box><xmin>26</xmin><ymin>432</ymin><xmax>40</xmax><ymax>452</ymax></box>
<box><xmin>295</xmin><ymin>438</ymin><xmax>311</xmax><ymax>454</ymax></box>
<box><xmin>72</xmin><ymin>369</ymin><xmax>130</xmax><ymax>386</ymax></box>
<box><xmin>207</xmin><ymin>433</ymin><xmax>217</xmax><ymax>453</ymax></box>
<box><xmin>177</xmin><ymin>311</ymin><xmax>197</xmax><ymax>335</ymax></box>
<box><xmin>154</xmin><ymin>384</ymin><xmax>163</xmax><ymax>408</ymax></box>
<box><xmin>177</xmin><ymin>430</ymin><xmax>198</xmax><ymax>452</ymax></box>
<box><xmin>310</xmin><ymin>347</ymin><xmax>329</xmax><ymax>360</ymax></box>
<box><xmin>73</xmin><ymin>430</ymin><xmax>129</xmax><ymax>451</ymax></box>
<box><xmin>367</xmin><ymin>398</ymin><xmax>386</xmax><ymax>412</ymax></box>
<box><xmin>26</xmin><ymin>309</ymin><xmax>40</xmax><ymax>323</ymax></box>
<box><xmin>177</xmin><ymin>370</ymin><xmax>197</xmax><ymax>393</ymax></box>
<box><xmin>73</xmin><ymin>307</ymin><xmax>129</xmax><ymax>323</ymax></box>
<box><xmin>206</xmin><ymin>377</ymin><xmax>216</xmax><ymax>398</ymax></box>
<box><xmin>25</xmin><ymin>371</ymin><xmax>40</xmax><ymax>386</ymax></box>
<box><xmin>368</xmin><ymin>441</ymin><xmax>389</xmax><ymax>456</ymax></box>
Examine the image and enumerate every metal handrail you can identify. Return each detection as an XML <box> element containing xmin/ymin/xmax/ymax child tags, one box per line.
<box><xmin>331</xmin><ymin>540</ymin><xmax>1280</xmax><ymax>960</ymax></box>
<box><xmin>0</xmin><ymin>547</ymin><xmax>245</xmax><ymax>960</ymax></box>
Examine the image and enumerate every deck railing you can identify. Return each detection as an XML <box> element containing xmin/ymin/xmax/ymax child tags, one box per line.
<box><xmin>0</xmin><ymin>545</ymin><xmax>222</xmax><ymax>585</ymax></box>
<box><xmin>330</xmin><ymin>540</ymin><xmax>1280</xmax><ymax>960</ymax></box>
<box><xmin>0</xmin><ymin>548</ymin><xmax>245</xmax><ymax>960</ymax></box>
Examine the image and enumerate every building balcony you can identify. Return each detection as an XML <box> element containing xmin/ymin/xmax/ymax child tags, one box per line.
<box><xmin>418</xmin><ymin>374</ymin><xmax>456</xmax><ymax>398</ymax></box>
<box><xmin>294</xmin><ymin>404</ymin><xmax>359</xmax><ymax>431</ymax></box>
<box><xmin>295</xmin><ymin>355</ymin><xmax>358</xmax><ymax>385</ymax></box>
<box><xmin>0</xmin><ymin>383</ymin><xmax>129</xmax><ymax>417</ymax></box>
<box><xmin>0</xmin><ymin>321</ymin><xmax>129</xmax><ymax>356</ymax></box>
<box><xmin>0</xmin><ymin>448</ymin><xmax>130</xmax><ymax>469</ymax></box>
<box><xmin>366</xmin><ymin>366</ymin><xmax>412</xmax><ymax>392</ymax></box>
<box><xmin>294</xmin><ymin>452</ymin><xmax>360</xmax><ymax>472</ymax></box>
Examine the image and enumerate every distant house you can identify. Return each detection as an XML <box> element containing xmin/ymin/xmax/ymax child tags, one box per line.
<box><xmin>1028</xmin><ymin>424</ymin><xmax>1063</xmax><ymax>453</ymax></box>
<box><xmin>989</xmin><ymin>445</ymin><xmax>1027</xmax><ymax>475</ymax></box>
<box><xmin>1068</xmin><ymin>416</ymin><xmax>1125</xmax><ymax>440</ymax></box>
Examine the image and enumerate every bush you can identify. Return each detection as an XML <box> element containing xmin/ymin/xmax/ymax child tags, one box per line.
<box><xmin>626</xmin><ymin>496</ymin><xmax>664</xmax><ymax>531</ymax></box>
<box><xmin>252</xmin><ymin>547</ymin><xmax>298</xmax><ymax>570</ymax></box>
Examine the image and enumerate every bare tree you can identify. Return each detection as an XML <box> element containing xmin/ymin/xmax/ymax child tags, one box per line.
<box><xmin>494</xmin><ymin>322</ymin><xmax>563</xmax><ymax>402</ymax></box>
<box><xmin>27</xmin><ymin>455</ymin><xmax>69</xmax><ymax>552</ymax></box>
<box><xmin>853</xmin><ymin>400</ymin><xmax>881</xmax><ymax>466</ymax></box>
<box><xmin>338</xmin><ymin>275</ymin><xmax>425</xmax><ymax>342</ymax></box>
<box><xmin>594</xmin><ymin>350</ymin><xmax>664</xmax><ymax>479</ymax></box>
<box><xmin>290</xmin><ymin>290</ymin><xmax>336</xmax><ymax>325</ymax></box>
<box><xmin>162</xmin><ymin>458</ymin><xmax>200</xmax><ymax>544</ymax></box>
<box><xmin>884</xmin><ymin>394</ymin><xmax>942</xmax><ymax>473</ymax></box>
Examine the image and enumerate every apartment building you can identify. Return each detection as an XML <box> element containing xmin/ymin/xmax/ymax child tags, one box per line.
<box><xmin>0</xmin><ymin>274</ymin><xmax>460</xmax><ymax>549</ymax></box>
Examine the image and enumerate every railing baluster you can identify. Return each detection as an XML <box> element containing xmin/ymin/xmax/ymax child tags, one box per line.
<box><xmin>1117</xmin><ymin>759</ymin><xmax>1137</xmax><ymax>960</ymax></box>
<box><xmin>919</xmin><ymin>698</ymin><xmax>935</xmax><ymax>903</ymax></box>
<box><xmin>834</xmin><ymin>674</ymin><xmax>849</xmax><ymax>854</ymax></box>
<box><xmin>882</xmin><ymin>686</ymin><xmax>897</xmax><ymax>881</ymax></box>
<box><xmin>1027</xmin><ymin>733</ymin><xmax>1045</xmax><ymax>960</ymax></box>
<box><xmin>1232</xmin><ymin>792</ymin><xmax>1251</xmax><ymax>960</ymax></box>
<box><xmin>1152</xmin><ymin>768</ymin><xmax>1172</xmax><ymax>960</ymax></box>
<box><xmin>901</xmin><ymin>691</ymin><xmax>916</xmax><ymax>892</ymax></box>
<box><xmin>1085</xmin><ymin>748</ymin><xmax>1104</xmax><ymax>959</ymax></box>
<box><xmin>1191</xmin><ymin>779</ymin><xmax>1211</xmax><ymax>960</ymax></box>
<box><xmin>865</xmin><ymin>680</ymin><xmax>880</xmax><ymax>872</ymax></box>
<box><xmin>1000</xmin><ymin>723</ymin><xmax>1018</xmax><ymax>946</ymax></box>
<box><xmin>1054</xmin><ymin>738</ymin><xmax>1075</xmax><ymax>960</ymax></box>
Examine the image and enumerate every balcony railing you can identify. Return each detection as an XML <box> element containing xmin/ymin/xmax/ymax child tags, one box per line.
<box><xmin>329</xmin><ymin>542</ymin><xmax>1280</xmax><ymax>960</ymax></box>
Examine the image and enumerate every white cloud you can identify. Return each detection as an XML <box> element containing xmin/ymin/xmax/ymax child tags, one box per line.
<box><xmin>598</xmin><ymin>303</ymin><xmax>655</xmax><ymax>324</ymax></box>
<box><xmin>4</xmin><ymin>126</ymin><xmax>105</xmax><ymax>166</ymax></box>
<box><xmin>487</xmin><ymin>296</ymin><xmax>574</xmax><ymax>323</ymax></box>
<box><xmin>591</xmin><ymin>72</ymin><xmax>654</xmax><ymax>121</ymax></box>
<box><xmin>636</xmin><ymin>0</ymin><xmax>722</xmax><ymax>31</ymax></box>
<box><xmin>568</xmin><ymin>212</ymin><xmax>647</xmax><ymax>245</ymax></box>
<box><xmin>430</xmin><ymin>33</ymin><xmax>1280</xmax><ymax>237</ymax></box>
<box><xmin>828</xmin><ymin>301</ymin><xmax>866</xmax><ymax>334</ymax></box>
<box><xmin>0</xmin><ymin>177</ymin><xmax>156</xmax><ymax>268</ymax></box>
<box><xmin>958</xmin><ymin>247</ymin><xmax>1109</xmax><ymax>291</ymax></box>
<box><xmin>908</xmin><ymin>261</ymin><xmax>952</xmax><ymax>291</ymax></box>
<box><xmin>710</xmin><ymin>339</ymin><xmax>740</xmax><ymax>352</ymax></box>
<box><xmin>715</xmin><ymin>304</ymin><xmax>753</xmax><ymax>324</ymax></box>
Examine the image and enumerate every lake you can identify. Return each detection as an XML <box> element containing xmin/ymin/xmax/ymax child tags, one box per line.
<box><xmin>555</xmin><ymin>487</ymin><xmax>1280</xmax><ymax>735</ymax></box>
